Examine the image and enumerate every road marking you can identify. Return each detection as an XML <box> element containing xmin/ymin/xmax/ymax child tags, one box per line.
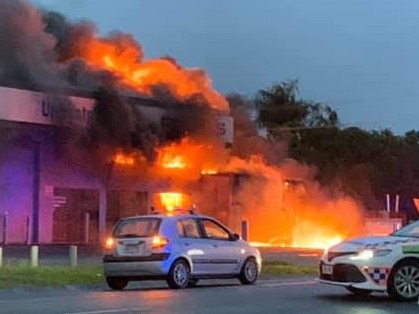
<box><xmin>65</xmin><ymin>308</ymin><xmax>146</xmax><ymax>314</ymax></box>
<box><xmin>260</xmin><ymin>280</ymin><xmax>317</xmax><ymax>287</ymax></box>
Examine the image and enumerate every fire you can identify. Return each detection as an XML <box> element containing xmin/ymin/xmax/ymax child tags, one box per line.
<box><xmin>157</xmin><ymin>192</ymin><xmax>188</xmax><ymax>212</ymax></box>
<box><xmin>79</xmin><ymin>33</ymin><xmax>363</xmax><ymax>249</ymax></box>
<box><xmin>161</xmin><ymin>155</ymin><xmax>187</xmax><ymax>169</ymax></box>
<box><xmin>291</xmin><ymin>235</ymin><xmax>344</xmax><ymax>250</ymax></box>
<box><xmin>80</xmin><ymin>37</ymin><xmax>228</xmax><ymax>111</ymax></box>
<box><xmin>291</xmin><ymin>220</ymin><xmax>346</xmax><ymax>249</ymax></box>
<box><xmin>201</xmin><ymin>169</ymin><xmax>218</xmax><ymax>175</ymax></box>
<box><xmin>156</xmin><ymin>138</ymin><xmax>196</xmax><ymax>171</ymax></box>
<box><xmin>153</xmin><ymin>138</ymin><xmax>224</xmax><ymax>179</ymax></box>
<box><xmin>225</xmin><ymin>156</ymin><xmax>364</xmax><ymax>250</ymax></box>
<box><xmin>249</xmin><ymin>236</ymin><xmax>343</xmax><ymax>250</ymax></box>
<box><xmin>113</xmin><ymin>153</ymin><xmax>135</xmax><ymax>166</ymax></box>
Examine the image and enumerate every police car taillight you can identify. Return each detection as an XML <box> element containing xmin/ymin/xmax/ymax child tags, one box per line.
<box><xmin>152</xmin><ymin>235</ymin><xmax>169</xmax><ymax>249</ymax></box>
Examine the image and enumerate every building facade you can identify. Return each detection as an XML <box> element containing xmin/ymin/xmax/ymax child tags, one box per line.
<box><xmin>0</xmin><ymin>85</ymin><xmax>234</xmax><ymax>245</ymax></box>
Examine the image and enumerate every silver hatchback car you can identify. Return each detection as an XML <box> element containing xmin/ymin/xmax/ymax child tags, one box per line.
<box><xmin>103</xmin><ymin>210</ymin><xmax>262</xmax><ymax>290</ymax></box>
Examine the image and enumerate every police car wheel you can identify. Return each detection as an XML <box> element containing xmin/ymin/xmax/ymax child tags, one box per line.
<box><xmin>167</xmin><ymin>259</ymin><xmax>190</xmax><ymax>289</ymax></box>
<box><xmin>388</xmin><ymin>259</ymin><xmax>419</xmax><ymax>301</ymax></box>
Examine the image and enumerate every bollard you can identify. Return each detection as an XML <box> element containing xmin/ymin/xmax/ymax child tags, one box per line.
<box><xmin>0</xmin><ymin>247</ymin><xmax>2</xmax><ymax>267</ymax></box>
<box><xmin>69</xmin><ymin>245</ymin><xmax>77</xmax><ymax>267</ymax></box>
<box><xmin>30</xmin><ymin>245</ymin><xmax>39</xmax><ymax>267</ymax></box>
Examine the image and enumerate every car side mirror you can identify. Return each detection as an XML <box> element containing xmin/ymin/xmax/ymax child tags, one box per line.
<box><xmin>230</xmin><ymin>233</ymin><xmax>240</xmax><ymax>241</ymax></box>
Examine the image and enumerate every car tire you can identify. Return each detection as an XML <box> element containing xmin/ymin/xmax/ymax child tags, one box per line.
<box><xmin>187</xmin><ymin>278</ymin><xmax>199</xmax><ymax>287</ymax></box>
<box><xmin>166</xmin><ymin>259</ymin><xmax>190</xmax><ymax>289</ymax></box>
<box><xmin>106</xmin><ymin>276</ymin><xmax>129</xmax><ymax>290</ymax></box>
<box><xmin>388</xmin><ymin>259</ymin><xmax>419</xmax><ymax>301</ymax></box>
<box><xmin>239</xmin><ymin>257</ymin><xmax>259</xmax><ymax>285</ymax></box>
<box><xmin>345</xmin><ymin>286</ymin><xmax>372</xmax><ymax>296</ymax></box>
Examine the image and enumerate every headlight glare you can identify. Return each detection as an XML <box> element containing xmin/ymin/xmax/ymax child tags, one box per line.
<box><xmin>350</xmin><ymin>249</ymin><xmax>392</xmax><ymax>260</ymax></box>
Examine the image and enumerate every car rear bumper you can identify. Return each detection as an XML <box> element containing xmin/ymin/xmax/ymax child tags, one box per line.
<box><xmin>103</xmin><ymin>253</ymin><xmax>171</xmax><ymax>277</ymax></box>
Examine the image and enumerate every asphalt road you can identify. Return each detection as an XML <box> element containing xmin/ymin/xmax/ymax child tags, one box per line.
<box><xmin>1</xmin><ymin>246</ymin><xmax>416</xmax><ymax>313</ymax></box>
<box><xmin>0</xmin><ymin>277</ymin><xmax>417</xmax><ymax>314</ymax></box>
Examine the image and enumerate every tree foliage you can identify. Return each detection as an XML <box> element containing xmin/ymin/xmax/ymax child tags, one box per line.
<box><xmin>255</xmin><ymin>80</ymin><xmax>339</xmax><ymax>138</ymax></box>
<box><xmin>255</xmin><ymin>80</ymin><xmax>419</xmax><ymax>218</ymax></box>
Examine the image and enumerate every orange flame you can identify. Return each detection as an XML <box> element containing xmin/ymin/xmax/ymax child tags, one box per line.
<box><xmin>158</xmin><ymin>192</ymin><xmax>187</xmax><ymax>212</ymax></box>
<box><xmin>223</xmin><ymin>156</ymin><xmax>364</xmax><ymax>249</ymax></box>
<box><xmin>153</xmin><ymin>138</ymin><xmax>224</xmax><ymax>180</ymax></box>
<box><xmin>62</xmin><ymin>21</ymin><xmax>363</xmax><ymax>249</ymax></box>
<box><xmin>201</xmin><ymin>169</ymin><xmax>218</xmax><ymax>175</ymax></box>
<box><xmin>151</xmin><ymin>146</ymin><xmax>363</xmax><ymax>249</ymax></box>
<box><xmin>113</xmin><ymin>153</ymin><xmax>135</xmax><ymax>166</ymax></box>
<box><xmin>161</xmin><ymin>154</ymin><xmax>187</xmax><ymax>169</ymax></box>
<box><xmin>80</xmin><ymin>38</ymin><xmax>228</xmax><ymax>111</ymax></box>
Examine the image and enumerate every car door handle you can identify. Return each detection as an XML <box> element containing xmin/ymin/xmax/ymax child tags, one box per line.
<box><xmin>212</xmin><ymin>244</ymin><xmax>218</xmax><ymax>248</ymax></box>
<box><xmin>184</xmin><ymin>243</ymin><xmax>190</xmax><ymax>246</ymax></box>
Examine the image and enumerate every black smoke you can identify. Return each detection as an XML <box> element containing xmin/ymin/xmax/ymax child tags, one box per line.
<box><xmin>0</xmin><ymin>0</ymin><xmax>221</xmax><ymax>165</ymax></box>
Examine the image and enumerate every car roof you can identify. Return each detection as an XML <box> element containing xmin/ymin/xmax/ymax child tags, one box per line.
<box><xmin>119</xmin><ymin>212</ymin><xmax>215</xmax><ymax>221</ymax></box>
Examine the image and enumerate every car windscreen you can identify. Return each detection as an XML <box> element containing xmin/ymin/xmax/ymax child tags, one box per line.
<box><xmin>391</xmin><ymin>220</ymin><xmax>419</xmax><ymax>238</ymax></box>
<box><xmin>113</xmin><ymin>218</ymin><xmax>161</xmax><ymax>238</ymax></box>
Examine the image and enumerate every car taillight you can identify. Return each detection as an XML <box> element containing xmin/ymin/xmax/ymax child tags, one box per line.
<box><xmin>152</xmin><ymin>235</ymin><xmax>169</xmax><ymax>249</ymax></box>
<box><xmin>104</xmin><ymin>237</ymin><xmax>116</xmax><ymax>250</ymax></box>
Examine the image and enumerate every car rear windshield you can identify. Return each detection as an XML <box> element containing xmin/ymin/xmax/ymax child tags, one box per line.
<box><xmin>113</xmin><ymin>218</ymin><xmax>161</xmax><ymax>238</ymax></box>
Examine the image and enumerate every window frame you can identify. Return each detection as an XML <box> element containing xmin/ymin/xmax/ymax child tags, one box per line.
<box><xmin>112</xmin><ymin>217</ymin><xmax>161</xmax><ymax>238</ymax></box>
<box><xmin>198</xmin><ymin>218</ymin><xmax>233</xmax><ymax>241</ymax></box>
<box><xmin>177</xmin><ymin>218</ymin><xmax>203</xmax><ymax>239</ymax></box>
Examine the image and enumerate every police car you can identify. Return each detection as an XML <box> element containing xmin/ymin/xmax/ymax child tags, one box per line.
<box><xmin>318</xmin><ymin>219</ymin><xmax>419</xmax><ymax>301</ymax></box>
<box><xmin>102</xmin><ymin>208</ymin><xmax>262</xmax><ymax>290</ymax></box>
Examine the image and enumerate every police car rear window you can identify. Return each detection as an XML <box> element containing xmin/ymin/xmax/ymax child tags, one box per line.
<box><xmin>113</xmin><ymin>218</ymin><xmax>161</xmax><ymax>238</ymax></box>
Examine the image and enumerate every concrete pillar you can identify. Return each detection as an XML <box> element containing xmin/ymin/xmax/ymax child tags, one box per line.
<box><xmin>30</xmin><ymin>245</ymin><xmax>39</xmax><ymax>267</ymax></box>
<box><xmin>69</xmin><ymin>245</ymin><xmax>77</xmax><ymax>267</ymax></box>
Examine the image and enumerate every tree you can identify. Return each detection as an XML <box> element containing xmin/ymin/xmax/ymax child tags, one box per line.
<box><xmin>254</xmin><ymin>80</ymin><xmax>419</xmax><ymax>215</ymax></box>
<box><xmin>255</xmin><ymin>80</ymin><xmax>339</xmax><ymax>139</ymax></box>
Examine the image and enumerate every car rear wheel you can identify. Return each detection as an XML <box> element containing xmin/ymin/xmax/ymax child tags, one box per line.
<box><xmin>106</xmin><ymin>276</ymin><xmax>129</xmax><ymax>290</ymax></box>
<box><xmin>388</xmin><ymin>260</ymin><xmax>419</xmax><ymax>301</ymax></box>
<box><xmin>239</xmin><ymin>257</ymin><xmax>259</xmax><ymax>285</ymax></box>
<box><xmin>345</xmin><ymin>286</ymin><xmax>372</xmax><ymax>296</ymax></box>
<box><xmin>166</xmin><ymin>259</ymin><xmax>190</xmax><ymax>289</ymax></box>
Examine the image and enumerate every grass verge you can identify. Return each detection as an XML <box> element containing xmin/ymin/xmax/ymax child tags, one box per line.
<box><xmin>261</xmin><ymin>261</ymin><xmax>318</xmax><ymax>277</ymax></box>
<box><xmin>0</xmin><ymin>261</ymin><xmax>317</xmax><ymax>289</ymax></box>
<box><xmin>0</xmin><ymin>265</ymin><xmax>104</xmax><ymax>289</ymax></box>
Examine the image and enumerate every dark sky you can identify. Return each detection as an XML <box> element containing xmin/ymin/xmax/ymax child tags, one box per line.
<box><xmin>33</xmin><ymin>0</ymin><xmax>419</xmax><ymax>134</ymax></box>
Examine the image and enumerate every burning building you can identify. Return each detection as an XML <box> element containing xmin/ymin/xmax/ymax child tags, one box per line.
<box><xmin>0</xmin><ymin>0</ymin><xmax>368</xmax><ymax>249</ymax></box>
<box><xmin>0</xmin><ymin>84</ymin><xmax>233</xmax><ymax>244</ymax></box>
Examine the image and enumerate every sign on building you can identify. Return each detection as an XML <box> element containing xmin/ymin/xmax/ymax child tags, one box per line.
<box><xmin>0</xmin><ymin>86</ymin><xmax>95</xmax><ymax>126</ymax></box>
<box><xmin>217</xmin><ymin>115</ymin><xmax>234</xmax><ymax>145</ymax></box>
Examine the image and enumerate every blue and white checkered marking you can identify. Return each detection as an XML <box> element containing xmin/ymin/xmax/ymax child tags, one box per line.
<box><xmin>366</xmin><ymin>267</ymin><xmax>389</xmax><ymax>285</ymax></box>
